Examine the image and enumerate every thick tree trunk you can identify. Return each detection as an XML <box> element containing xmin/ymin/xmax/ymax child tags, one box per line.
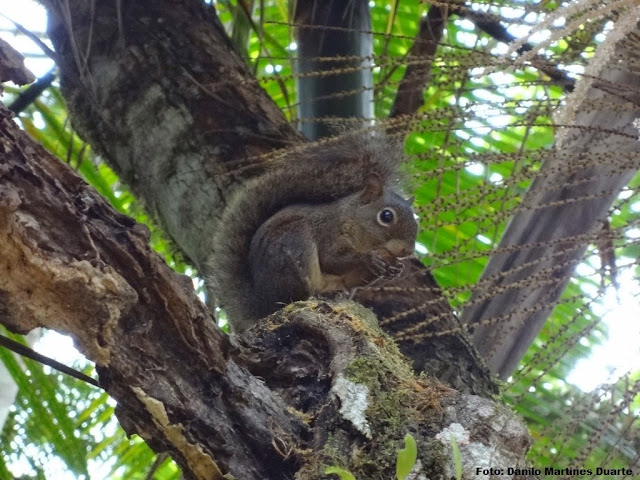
<box><xmin>43</xmin><ymin>0</ymin><xmax>303</xmax><ymax>274</ymax></box>
<box><xmin>294</xmin><ymin>0</ymin><xmax>374</xmax><ymax>140</ymax></box>
<box><xmin>462</xmin><ymin>18</ymin><xmax>640</xmax><ymax>379</ymax></box>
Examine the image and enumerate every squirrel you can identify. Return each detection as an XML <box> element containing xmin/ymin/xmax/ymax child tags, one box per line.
<box><xmin>210</xmin><ymin>132</ymin><xmax>418</xmax><ymax>333</ymax></box>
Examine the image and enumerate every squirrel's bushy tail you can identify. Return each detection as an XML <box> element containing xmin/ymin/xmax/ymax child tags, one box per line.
<box><xmin>209</xmin><ymin>131</ymin><xmax>407</xmax><ymax>331</ymax></box>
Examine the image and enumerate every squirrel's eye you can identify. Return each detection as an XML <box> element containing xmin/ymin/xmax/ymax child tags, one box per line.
<box><xmin>378</xmin><ymin>208</ymin><xmax>395</xmax><ymax>226</ymax></box>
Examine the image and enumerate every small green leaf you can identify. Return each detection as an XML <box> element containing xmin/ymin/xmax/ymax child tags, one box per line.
<box><xmin>324</xmin><ymin>466</ymin><xmax>357</xmax><ymax>480</ymax></box>
<box><xmin>396</xmin><ymin>433</ymin><xmax>418</xmax><ymax>480</ymax></box>
<box><xmin>450</xmin><ymin>433</ymin><xmax>463</xmax><ymax>480</ymax></box>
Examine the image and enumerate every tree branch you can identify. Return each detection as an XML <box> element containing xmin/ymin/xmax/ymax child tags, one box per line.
<box><xmin>390</xmin><ymin>4</ymin><xmax>448</xmax><ymax>119</ymax></box>
<box><xmin>462</xmin><ymin>19</ymin><xmax>640</xmax><ymax>378</ymax></box>
<box><xmin>1</xmin><ymin>3</ymin><xmax>540</xmax><ymax>477</ymax></box>
<box><xmin>7</xmin><ymin>70</ymin><xmax>56</xmax><ymax>114</ymax></box>
<box><xmin>0</xmin><ymin>37</ymin><xmax>35</xmax><ymax>87</ymax></box>
<box><xmin>0</xmin><ymin>334</ymin><xmax>100</xmax><ymax>388</ymax></box>
<box><xmin>0</xmin><ymin>104</ymin><xmax>307</xmax><ymax>479</ymax></box>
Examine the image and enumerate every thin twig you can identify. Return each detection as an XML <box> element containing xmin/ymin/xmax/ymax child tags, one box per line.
<box><xmin>8</xmin><ymin>70</ymin><xmax>57</xmax><ymax>114</ymax></box>
<box><xmin>0</xmin><ymin>334</ymin><xmax>101</xmax><ymax>388</ymax></box>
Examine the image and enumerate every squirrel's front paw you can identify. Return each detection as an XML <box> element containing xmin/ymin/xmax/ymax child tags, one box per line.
<box><xmin>315</xmin><ymin>290</ymin><xmax>351</xmax><ymax>302</ymax></box>
<box><xmin>368</xmin><ymin>250</ymin><xmax>404</xmax><ymax>279</ymax></box>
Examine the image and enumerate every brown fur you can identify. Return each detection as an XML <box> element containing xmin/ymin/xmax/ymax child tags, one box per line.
<box><xmin>209</xmin><ymin>132</ymin><xmax>415</xmax><ymax>332</ymax></box>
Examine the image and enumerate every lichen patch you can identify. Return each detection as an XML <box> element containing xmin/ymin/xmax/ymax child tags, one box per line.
<box><xmin>331</xmin><ymin>373</ymin><xmax>372</xmax><ymax>439</ymax></box>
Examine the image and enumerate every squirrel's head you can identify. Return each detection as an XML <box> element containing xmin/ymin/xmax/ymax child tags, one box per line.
<box><xmin>353</xmin><ymin>173</ymin><xmax>418</xmax><ymax>257</ymax></box>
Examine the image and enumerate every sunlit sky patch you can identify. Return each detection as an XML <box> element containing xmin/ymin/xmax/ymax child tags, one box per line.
<box><xmin>0</xmin><ymin>0</ymin><xmax>54</xmax><ymax>77</ymax></box>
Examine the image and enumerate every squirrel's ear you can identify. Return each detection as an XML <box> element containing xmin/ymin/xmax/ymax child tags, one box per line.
<box><xmin>360</xmin><ymin>173</ymin><xmax>384</xmax><ymax>204</ymax></box>
<box><xmin>406</xmin><ymin>195</ymin><xmax>415</xmax><ymax>204</ymax></box>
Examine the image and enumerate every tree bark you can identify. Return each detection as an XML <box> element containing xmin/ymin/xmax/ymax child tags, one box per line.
<box><xmin>0</xmin><ymin>101</ymin><xmax>309</xmax><ymax>479</ymax></box>
<box><xmin>294</xmin><ymin>0</ymin><xmax>374</xmax><ymax>140</ymax></box>
<box><xmin>43</xmin><ymin>0</ymin><xmax>303</xmax><ymax>273</ymax></box>
<box><xmin>462</xmin><ymin>18</ymin><xmax>640</xmax><ymax>379</ymax></box>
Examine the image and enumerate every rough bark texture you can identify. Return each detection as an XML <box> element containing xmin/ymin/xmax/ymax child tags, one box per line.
<box><xmin>356</xmin><ymin>258</ymin><xmax>498</xmax><ymax>398</ymax></box>
<box><xmin>0</xmin><ymin>38</ymin><xmax>35</xmax><ymax>88</ymax></box>
<box><xmin>233</xmin><ymin>301</ymin><xmax>530</xmax><ymax>480</ymax></box>
<box><xmin>43</xmin><ymin>0</ymin><xmax>303</xmax><ymax>272</ymax></box>
<box><xmin>462</xmin><ymin>23</ymin><xmax>640</xmax><ymax>378</ymax></box>
<box><xmin>0</xmin><ymin>104</ymin><xmax>308</xmax><ymax>479</ymax></box>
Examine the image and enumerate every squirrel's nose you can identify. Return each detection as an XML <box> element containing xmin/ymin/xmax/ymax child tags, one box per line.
<box><xmin>399</xmin><ymin>243</ymin><xmax>414</xmax><ymax>257</ymax></box>
<box><xmin>384</xmin><ymin>240</ymin><xmax>415</xmax><ymax>258</ymax></box>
